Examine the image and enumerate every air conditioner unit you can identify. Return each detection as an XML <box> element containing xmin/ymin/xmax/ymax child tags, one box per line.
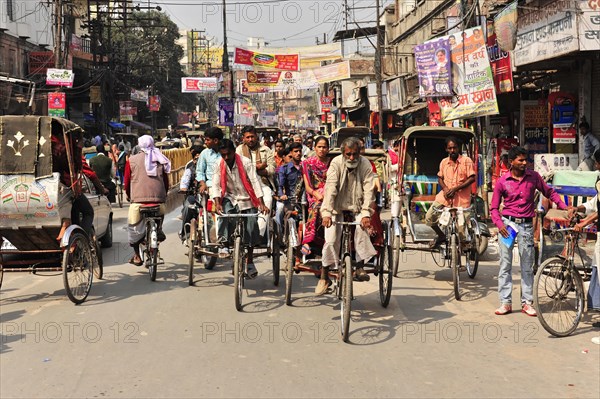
<box><xmin>17</xmin><ymin>23</ymin><xmax>31</xmax><ymax>40</ymax></box>
<box><xmin>0</xmin><ymin>18</ymin><xmax>11</xmax><ymax>32</ymax></box>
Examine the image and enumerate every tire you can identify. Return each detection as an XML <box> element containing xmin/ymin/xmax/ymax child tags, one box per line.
<box><xmin>392</xmin><ymin>232</ymin><xmax>401</xmax><ymax>277</ymax></box>
<box><xmin>148</xmin><ymin>223</ymin><xmax>158</xmax><ymax>282</ymax></box>
<box><xmin>477</xmin><ymin>235</ymin><xmax>488</xmax><ymax>256</ymax></box>
<box><xmin>378</xmin><ymin>245</ymin><xmax>393</xmax><ymax>307</ymax></box>
<box><xmin>100</xmin><ymin>216</ymin><xmax>113</xmax><ymax>248</ymax></box>
<box><xmin>450</xmin><ymin>233</ymin><xmax>461</xmax><ymax>300</ymax></box>
<box><xmin>466</xmin><ymin>235</ymin><xmax>479</xmax><ymax>279</ymax></box>
<box><xmin>272</xmin><ymin>224</ymin><xmax>280</xmax><ymax>287</ymax></box>
<box><xmin>284</xmin><ymin>229</ymin><xmax>294</xmax><ymax>306</ymax></box>
<box><xmin>340</xmin><ymin>254</ymin><xmax>353</xmax><ymax>342</ymax></box>
<box><xmin>534</xmin><ymin>257</ymin><xmax>585</xmax><ymax>337</ymax></box>
<box><xmin>62</xmin><ymin>232</ymin><xmax>93</xmax><ymax>304</ymax></box>
<box><xmin>91</xmin><ymin>230</ymin><xmax>103</xmax><ymax>280</ymax></box>
<box><xmin>187</xmin><ymin>221</ymin><xmax>196</xmax><ymax>286</ymax></box>
<box><xmin>233</xmin><ymin>236</ymin><xmax>244</xmax><ymax>311</ymax></box>
<box><xmin>116</xmin><ymin>181</ymin><xmax>123</xmax><ymax>208</ymax></box>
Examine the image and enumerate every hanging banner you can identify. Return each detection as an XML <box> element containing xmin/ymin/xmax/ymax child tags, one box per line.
<box><xmin>234</xmin><ymin>48</ymin><xmax>300</xmax><ymax>71</ymax></box>
<box><xmin>90</xmin><ymin>86</ymin><xmax>102</xmax><ymax>104</ymax></box>
<box><xmin>119</xmin><ymin>101</ymin><xmax>136</xmax><ymax>121</ymax></box>
<box><xmin>181</xmin><ymin>77</ymin><xmax>219</xmax><ymax>93</ymax></box>
<box><xmin>312</xmin><ymin>61</ymin><xmax>351</xmax><ymax>84</ymax></box>
<box><xmin>440</xmin><ymin>26</ymin><xmax>499</xmax><ymax>121</ymax></box>
<box><xmin>240</xmin><ymin>79</ymin><xmax>269</xmax><ymax>93</ymax></box>
<box><xmin>414</xmin><ymin>37</ymin><xmax>453</xmax><ymax>97</ymax></box>
<box><xmin>148</xmin><ymin>96</ymin><xmax>161</xmax><ymax>112</ymax></box>
<box><xmin>246</xmin><ymin>71</ymin><xmax>282</xmax><ymax>86</ymax></box>
<box><xmin>46</xmin><ymin>68</ymin><xmax>74</xmax><ymax>87</ymax></box>
<box><xmin>487</xmin><ymin>21</ymin><xmax>514</xmax><ymax>93</ymax></box>
<box><xmin>514</xmin><ymin>0</ymin><xmax>579</xmax><ymax>67</ymax></box>
<box><xmin>427</xmin><ymin>99</ymin><xmax>442</xmax><ymax>126</ymax></box>
<box><xmin>218</xmin><ymin>98</ymin><xmax>234</xmax><ymax>127</ymax></box>
<box><xmin>48</xmin><ymin>92</ymin><xmax>66</xmax><ymax>117</ymax></box>
<box><xmin>579</xmin><ymin>0</ymin><xmax>600</xmax><ymax>51</ymax></box>
<box><xmin>130</xmin><ymin>88</ymin><xmax>149</xmax><ymax>102</ymax></box>
<box><xmin>494</xmin><ymin>1</ymin><xmax>518</xmax><ymax>51</ymax></box>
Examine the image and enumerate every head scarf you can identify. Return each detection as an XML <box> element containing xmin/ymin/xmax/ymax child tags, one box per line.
<box><xmin>137</xmin><ymin>135</ymin><xmax>171</xmax><ymax>176</ymax></box>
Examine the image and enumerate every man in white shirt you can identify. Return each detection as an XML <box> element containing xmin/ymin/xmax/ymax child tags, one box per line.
<box><xmin>211</xmin><ymin>139</ymin><xmax>269</xmax><ymax>278</ymax></box>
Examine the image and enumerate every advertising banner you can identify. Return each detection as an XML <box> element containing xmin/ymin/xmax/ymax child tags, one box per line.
<box><xmin>46</xmin><ymin>68</ymin><xmax>74</xmax><ymax>87</ymax></box>
<box><xmin>514</xmin><ymin>0</ymin><xmax>579</xmax><ymax>66</ymax></box>
<box><xmin>48</xmin><ymin>92</ymin><xmax>66</xmax><ymax>117</ymax></box>
<box><xmin>119</xmin><ymin>101</ymin><xmax>136</xmax><ymax>121</ymax></box>
<box><xmin>486</xmin><ymin>21</ymin><xmax>514</xmax><ymax>93</ymax></box>
<box><xmin>240</xmin><ymin>79</ymin><xmax>269</xmax><ymax>93</ymax></box>
<box><xmin>234</xmin><ymin>48</ymin><xmax>300</xmax><ymax>71</ymax></box>
<box><xmin>388</xmin><ymin>77</ymin><xmax>404</xmax><ymax>111</ymax></box>
<box><xmin>218</xmin><ymin>98</ymin><xmax>234</xmax><ymax>126</ymax></box>
<box><xmin>439</xmin><ymin>26</ymin><xmax>499</xmax><ymax>121</ymax></box>
<box><xmin>246</xmin><ymin>71</ymin><xmax>281</xmax><ymax>86</ymax></box>
<box><xmin>148</xmin><ymin>96</ymin><xmax>161</xmax><ymax>112</ymax></box>
<box><xmin>312</xmin><ymin>61</ymin><xmax>351</xmax><ymax>84</ymax></box>
<box><xmin>130</xmin><ymin>88</ymin><xmax>149</xmax><ymax>102</ymax></box>
<box><xmin>90</xmin><ymin>86</ymin><xmax>102</xmax><ymax>104</ymax></box>
<box><xmin>181</xmin><ymin>77</ymin><xmax>219</xmax><ymax>93</ymax></box>
<box><xmin>553</xmin><ymin>124</ymin><xmax>577</xmax><ymax>144</ymax></box>
<box><xmin>494</xmin><ymin>1</ymin><xmax>518</xmax><ymax>51</ymax></box>
<box><xmin>579</xmin><ymin>0</ymin><xmax>600</xmax><ymax>51</ymax></box>
<box><xmin>414</xmin><ymin>38</ymin><xmax>453</xmax><ymax>97</ymax></box>
<box><xmin>534</xmin><ymin>153</ymin><xmax>578</xmax><ymax>173</ymax></box>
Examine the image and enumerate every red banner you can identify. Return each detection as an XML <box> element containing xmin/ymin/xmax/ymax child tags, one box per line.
<box><xmin>246</xmin><ymin>71</ymin><xmax>281</xmax><ymax>86</ymax></box>
<box><xmin>487</xmin><ymin>21</ymin><xmax>514</xmax><ymax>93</ymax></box>
<box><xmin>148</xmin><ymin>96</ymin><xmax>161</xmax><ymax>112</ymax></box>
<box><xmin>48</xmin><ymin>92</ymin><xmax>66</xmax><ymax>117</ymax></box>
<box><xmin>234</xmin><ymin>48</ymin><xmax>300</xmax><ymax>71</ymax></box>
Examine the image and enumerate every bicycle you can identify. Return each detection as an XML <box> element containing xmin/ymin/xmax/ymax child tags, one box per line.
<box><xmin>534</xmin><ymin>218</ymin><xmax>592</xmax><ymax>337</ymax></box>
<box><xmin>138</xmin><ymin>205</ymin><xmax>164</xmax><ymax>281</ymax></box>
<box><xmin>114</xmin><ymin>172</ymin><xmax>124</xmax><ymax>208</ymax></box>
<box><xmin>186</xmin><ymin>193</ymin><xmax>219</xmax><ymax>285</ymax></box>
<box><xmin>431</xmin><ymin>205</ymin><xmax>480</xmax><ymax>300</ymax></box>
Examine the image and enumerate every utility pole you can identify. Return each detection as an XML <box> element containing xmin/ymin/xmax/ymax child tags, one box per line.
<box><xmin>375</xmin><ymin>0</ymin><xmax>383</xmax><ymax>141</ymax></box>
<box><xmin>54</xmin><ymin>0</ymin><xmax>63</xmax><ymax>68</ymax></box>
<box><xmin>341</xmin><ymin>0</ymin><xmax>348</xmax><ymax>57</ymax></box>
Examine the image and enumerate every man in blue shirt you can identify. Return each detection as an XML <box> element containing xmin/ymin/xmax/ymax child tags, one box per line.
<box><xmin>276</xmin><ymin>143</ymin><xmax>304</xmax><ymax>248</ymax></box>
<box><xmin>196</xmin><ymin>127</ymin><xmax>224</xmax><ymax>193</ymax></box>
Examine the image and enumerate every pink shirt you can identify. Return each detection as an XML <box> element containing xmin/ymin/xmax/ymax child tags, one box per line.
<box><xmin>434</xmin><ymin>155</ymin><xmax>475</xmax><ymax>208</ymax></box>
<box><xmin>490</xmin><ymin>169</ymin><xmax>567</xmax><ymax>229</ymax></box>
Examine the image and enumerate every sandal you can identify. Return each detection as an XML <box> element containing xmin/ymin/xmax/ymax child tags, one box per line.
<box><xmin>129</xmin><ymin>256</ymin><xmax>143</xmax><ymax>266</ymax></box>
<box><xmin>301</xmin><ymin>244</ymin><xmax>311</xmax><ymax>256</ymax></box>
<box><xmin>428</xmin><ymin>237</ymin><xmax>445</xmax><ymax>249</ymax></box>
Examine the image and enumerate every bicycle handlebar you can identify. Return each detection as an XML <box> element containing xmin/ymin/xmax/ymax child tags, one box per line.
<box><xmin>333</xmin><ymin>221</ymin><xmax>362</xmax><ymax>226</ymax></box>
<box><xmin>217</xmin><ymin>212</ymin><xmax>261</xmax><ymax>218</ymax></box>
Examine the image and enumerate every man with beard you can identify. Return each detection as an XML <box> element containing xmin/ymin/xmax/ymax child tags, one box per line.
<box><xmin>425</xmin><ymin>136</ymin><xmax>476</xmax><ymax>249</ymax></box>
<box><xmin>317</xmin><ymin>137</ymin><xmax>377</xmax><ymax>295</ymax></box>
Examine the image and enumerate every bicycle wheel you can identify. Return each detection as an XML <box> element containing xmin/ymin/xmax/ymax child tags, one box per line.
<box><xmin>233</xmin><ymin>236</ymin><xmax>244</xmax><ymax>311</ymax></box>
<box><xmin>378</xmin><ymin>245</ymin><xmax>393</xmax><ymax>307</ymax></box>
<box><xmin>116</xmin><ymin>181</ymin><xmax>123</xmax><ymax>208</ymax></box>
<box><xmin>340</xmin><ymin>254</ymin><xmax>353</xmax><ymax>342</ymax></box>
<box><xmin>271</xmin><ymin>223</ymin><xmax>280</xmax><ymax>287</ymax></box>
<box><xmin>465</xmin><ymin>234</ymin><xmax>479</xmax><ymax>279</ymax></box>
<box><xmin>62</xmin><ymin>232</ymin><xmax>94</xmax><ymax>304</ymax></box>
<box><xmin>450</xmin><ymin>233</ymin><xmax>461</xmax><ymax>300</ymax></box>
<box><xmin>284</xmin><ymin>222</ymin><xmax>295</xmax><ymax>306</ymax></box>
<box><xmin>187</xmin><ymin>219</ymin><xmax>197</xmax><ymax>286</ymax></box>
<box><xmin>89</xmin><ymin>229</ymin><xmax>103</xmax><ymax>280</ymax></box>
<box><xmin>534</xmin><ymin>257</ymin><xmax>585</xmax><ymax>337</ymax></box>
<box><xmin>147</xmin><ymin>222</ymin><xmax>158</xmax><ymax>282</ymax></box>
<box><xmin>392</xmin><ymin>230</ymin><xmax>401</xmax><ymax>277</ymax></box>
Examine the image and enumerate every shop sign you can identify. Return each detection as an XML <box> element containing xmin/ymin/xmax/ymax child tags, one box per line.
<box><xmin>312</xmin><ymin>61</ymin><xmax>351</xmax><ymax>84</ymax></box>
<box><xmin>181</xmin><ymin>77</ymin><xmax>219</xmax><ymax>93</ymax></box>
<box><xmin>46</xmin><ymin>68</ymin><xmax>74</xmax><ymax>87</ymax></box>
<box><xmin>130</xmin><ymin>89</ymin><xmax>149</xmax><ymax>102</ymax></box>
<box><xmin>234</xmin><ymin>48</ymin><xmax>299</xmax><ymax>71</ymax></box>
<box><xmin>578</xmin><ymin>0</ymin><xmax>600</xmax><ymax>51</ymax></box>
<box><xmin>414</xmin><ymin>37</ymin><xmax>453</xmax><ymax>97</ymax></box>
<box><xmin>48</xmin><ymin>92</ymin><xmax>66</xmax><ymax>117</ymax></box>
<box><xmin>320</xmin><ymin>96</ymin><xmax>332</xmax><ymax>112</ymax></box>
<box><xmin>513</xmin><ymin>0</ymin><xmax>579</xmax><ymax>67</ymax></box>
<box><xmin>552</xmin><ymin>124</ymin><xmax>577</xmax><ymax>144</ymax></box>
<box><xmin>438</xmin><ymin>26</ymin><xmax>499</xmax><ymax>121</ymax></box>
<box><xmin>90</xmin><ymin>86</ymin><xmax>102</xmax><ymax>104</ymax></box>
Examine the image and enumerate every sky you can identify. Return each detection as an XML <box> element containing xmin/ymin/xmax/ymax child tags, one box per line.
<box><xmin>145</xmin><ymin>0</ymin><xmax>394</xmax><ymax>52</ymax></box>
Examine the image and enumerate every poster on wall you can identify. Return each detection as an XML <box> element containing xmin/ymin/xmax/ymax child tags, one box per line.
<box><xmin>486</xmin><ymin>21</ymin><xmax>514</xmax><ymax>93</ymax></box>
<box><xmin>439</xmin><ymin>26</ymin><xmax>499</xmax><ymax>121</ymax></box>
<box><xmin>414</xmin><ymin>38</ymin><xmax>453</xmax><ymax>97</ymax></box>
<box><xmin>48</xmin><ymin>92</ymin><xmax>66</xmax><ymax>117</ymax></box>
<box><xmin>534</xmin><ymin>153</ymin><xmax>578</xmax><ymax>174</ymax></box>
<box><xmin>218</xmin><ymin>98</ymin><xmax>234</xmax><ymax>126</ymax></box>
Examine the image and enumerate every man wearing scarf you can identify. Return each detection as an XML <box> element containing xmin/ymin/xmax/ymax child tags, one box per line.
<box><xmin>236</xmin><ymin>126</ymin><xmax>275</xmax><ymax>240</ymax></box>
<box><xmin>318</xmin><ymin>137</ymin><xmax>377</xmax><ymax>295</ymax></box>
<box><xmin>124</xmin><ymin>135</ymin><xmax>171</xmax><ymax>266</ymax></box>
<box><xmin>211</xmin><ymin>139</ymin><xmax>269</xmax><ymax>279</ymax></box>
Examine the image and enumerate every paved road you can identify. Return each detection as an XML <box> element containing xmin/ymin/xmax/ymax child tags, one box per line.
<box><xmin>1</xmin><ymin>205</ymin><xmax>599</xmax><ymax>398</ymax></box>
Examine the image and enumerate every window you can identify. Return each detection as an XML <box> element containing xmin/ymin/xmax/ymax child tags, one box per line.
<box><xmin>7</xmin><ymin>0</ymin><xmax>15</xmax><ymax>22</ymax></box>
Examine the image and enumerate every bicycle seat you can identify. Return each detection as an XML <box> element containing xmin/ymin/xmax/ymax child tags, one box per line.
<box><xmin>139</xmin><ymin>204</ymin><xmax>161</xmax><ymax>215</ymax></box>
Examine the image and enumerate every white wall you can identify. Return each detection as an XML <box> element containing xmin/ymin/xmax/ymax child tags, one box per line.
<box><xmin>0</xmin><ymin>1</ymin><xmax>54</xmax><ymax>46</ymax></box>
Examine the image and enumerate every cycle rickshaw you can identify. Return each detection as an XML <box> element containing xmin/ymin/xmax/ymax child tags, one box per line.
<box><xmin>0</xmin><ymin>116</ymin><xmax>102</xmax><ymax>304</ymax></box>
<box><xmin>396</xmin><ymin>126</ymin><xmax>490</xmax><ymax>299</ymax></box>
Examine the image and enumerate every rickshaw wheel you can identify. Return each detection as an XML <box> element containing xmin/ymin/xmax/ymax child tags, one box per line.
<box><xmin>392</xmin><ymin>232</ymin><xmax>401</xmax><ymax>277</ymax></box>
<box><xmin>187</xmin><ymin>219</ymin><xmax>197</xmax><ymax>286</ymax></box>
<box><xmin>450</xmin><ymin>234</ymin><xmax>461</xmax><ymax>301</ymax></box>
<box><xmin>90</xmin><ymin>228</ymin><xmax>103</xmax><ymax>280</ymax></box>
<box><xmin>466</xmin><ymin>236</ymin><xmax>479</xmax><ymax>279</ymax></box>
<box><xmin>284</xmin><ymin>220</ymin><xmax>295</xmax><ymax>306</ymax></box>
<box><xmin>340</xmin><ymin>254</ymin><xmax>353</xmax><ymax>343</ymax></box>
<box><xmin>378</xmin><ymin>224</ymin><xmax>393</xmax><ymax>307</ymax></box>
<box><xmin>271</xmin><ymin>221</ymin><xmax>280</xmax><ymax>287</ymax></box>
<box><xmin>233</xmin><ymin>236</ymin><xmax>244</xmax><ymax>311</ymax></box>
<box><xmin>62</xmin><ymin>232</ymin><xmax>93</xmax><ymax>304</ymax></box>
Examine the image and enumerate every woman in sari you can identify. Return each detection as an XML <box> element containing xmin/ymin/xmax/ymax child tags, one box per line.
<box><xmin>301</xmin><ymin>136</ymin><xmax>331</xmax><ymax>254</ymax></box>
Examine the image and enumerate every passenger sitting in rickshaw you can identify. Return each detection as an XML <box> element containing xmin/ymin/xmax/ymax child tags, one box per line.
<box><xmin>387</xmin><ymin>139</ymin><xmax>401</xmax><ymax>219</ymax></box>
<box><xmin>211</xmin><ymin>139</ymin><xmax>269</xmax><ymax>279</ymax></box>
<box><xmin>358</xmin><ymin>138</ymin><xmax>384</xmax><ymax>247</ymax></box>
<box><xmin>425</xmin><ymin>136</ymin><xmax>476</xmax><ymax>249</ymax></box>
<box><xmin>318</xmin><ymin>137</ymin><xmax>378</xmax><ymax>296</ymax></box>
<box><xmin>124</xmin><ymin>135</ymin><xmax>171</xmax><ymax>266</ymax></box>
<box><xmin>301</xmin><ymin>136</ymin><xmax>331</xmax><ymax>256</ymax></box>
<box><xmin>277</xmin><ymin>142</ymin><xmax>305</xmax><ymax>262</ymax></box>
<box><xmin>179</xmin><ymin>146</ymin><xmax>202</xmax><ymax>240</ymax></box>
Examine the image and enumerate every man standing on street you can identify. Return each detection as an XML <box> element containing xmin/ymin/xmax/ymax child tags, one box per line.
<box><xmin>491</xmin><ymin>146</ymin><xmax>574</xmax><ymax>316</ymax></box>
<box><xmin>578</xmin><ymin>120</ymin><xmax>599</xmax><ymax>171</ymax></box>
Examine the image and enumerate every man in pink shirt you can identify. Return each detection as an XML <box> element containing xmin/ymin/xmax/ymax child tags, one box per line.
<box><xmin>491</xmin><ymin>146</ymin><xmax>574</xmax><ymax>316</ymax></box>
<box><xmin>425</xmin><ymin>136</ymin><xmax>476</xmax><ymax>248</ymax></box>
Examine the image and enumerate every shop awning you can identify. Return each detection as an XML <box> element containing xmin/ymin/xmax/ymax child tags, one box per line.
<box><xmin>130</xmin><ymin>120</ymin><xmax>152</xmax><ymax>130</ymax></box>
<box><xmin>396</xmin><ymin>102</ymin><xmax>428</xmax><ymax>116</ymax></box>
<box><xmin>108</xmin><ymin>121</ymin><xmax>125</xmax><ymax>129</ymax></box>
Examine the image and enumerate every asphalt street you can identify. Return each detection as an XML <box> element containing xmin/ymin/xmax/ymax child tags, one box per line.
<box><xmin>1</xmin><ymin>204</ymin><xmax>599</xmax><ymax>398</ymax></box>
